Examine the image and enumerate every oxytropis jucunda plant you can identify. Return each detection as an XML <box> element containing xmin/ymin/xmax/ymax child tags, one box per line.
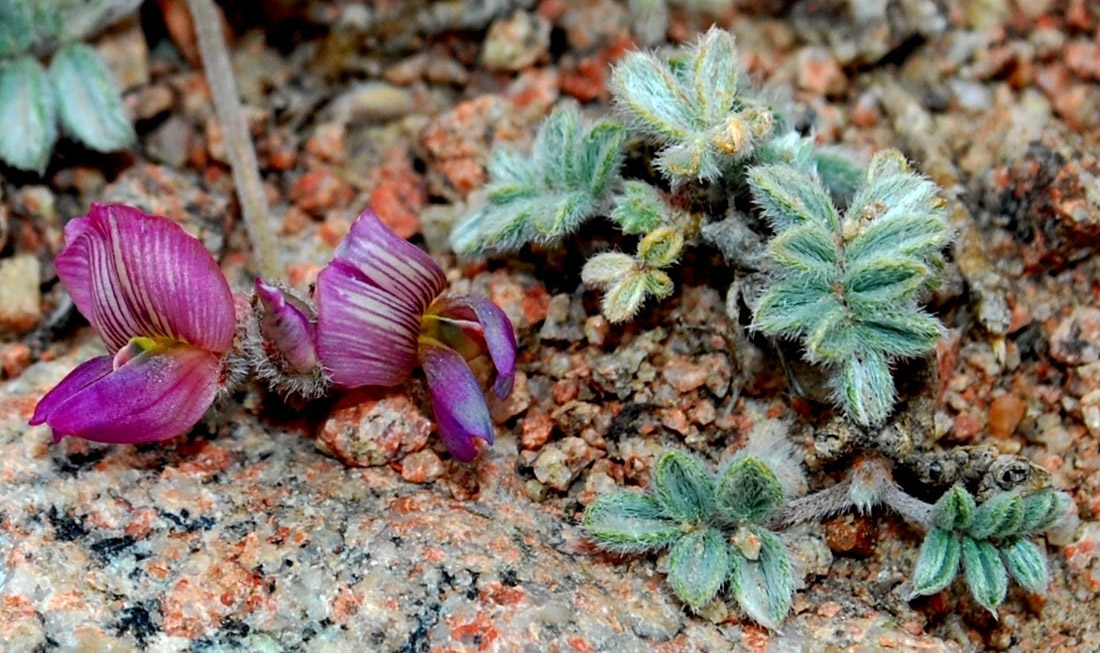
<box><xmin>749</xmin><ymin>149</ymin><xmax>950</xmax><ymax>426</ymax></box>
<box><xmin>0</xmin><ymin>0</ymin><xmax>138</xmax><ymax>172</ymax></box>
<box><xmin>584</xmin><ymin>450</ymin><xmax>1071</xmax><ymax>629</ymax></box>
<box><xmin>451</xmin><ymin>27</ymin><xmax>948</xmax><ymax>426</ymax></box>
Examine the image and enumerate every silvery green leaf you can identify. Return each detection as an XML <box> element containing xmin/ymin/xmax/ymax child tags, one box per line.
<box><xmin>849</xmin><ymin>171</ymin><xmax>940</xmax><ymax>227</ymax></box>
<box><xmin>969</xmin><ymin>492</ymin><xmax>1024</xmax><ymax>540</ymax></box>
<box><xmin>1015</xmin><ymin>491</ymin><xmax>1071</xmax><ymax>535</ymax></box>
<box><xmin>652</xmin><ymin>450</ymin><xmax>715</xmax><ymax>523</ymax></box>
<box><xmin>667</xmin><ymin>527</ymin><xmax>731</xmax><ymax>609</ymax></box>
<box><xmin>729</xmin><ymin>527</ymin><xmax>794</xmax><ymax>629</ymax></box>
<box><xmin>769</xmin><ymin>224</ymin><xmax>840</xmax><ymax>281</ymax></box>
<box><xmin>611</xmin><ymin>50</ymin><xmax>694</xmax><ymax>140</ymax></box>
<box><xmin>583</xmin><ymin>492</ymin><xmax>681</xmax><ymax>553</ymax></box>
<box><xmin>814</xmin><ymin>148</ymin><xmax>864</xmax><ymax>205</ymax></box>
<box><xmin>748</xmin><ymin>165</ymin><xmax>840</xmax><ymax>232</ymax></box>
<box><xmin>532</xmin><ymin>102</ymin><xmax>580</xmax><ymax>185</ymax></box>
<box><xmin>865</xmin><ymin>148</ymin><xmax>909</xmax><ymax>183</ymax></box>
<box><xmin>487</xmin><ymin>148</ymin><xmax>536</xmax><ymax>186</ymax></box>
<box><xmin>806</xmin><ymin>303</ymin><xmax>856</xmax><ymax>361</ymax></box>
<box><xmin>835</xmin><ymin>349</ymin><xmax>895</xmax><ymax>426</ymax></box>
<box><xmin>932</xmin><ymin>486</ymin><xmax>976</xmax><ymax>531</ymax></box>
<box><xmin>486</xmin><ymin>180</ymin><xmax>538</xmax><ymax>204</ymax></box>
<box><xmin>756</xmin><ymin>131</ymin><xmax>816</xmax><ymax>173</ymax></box>
<box><xmin>530</xmin><ymin>190</ymin><xmax>595</xmax><ymax>238</ymax></box>
<box><xmin>690</xmin><ymin>27</ymin><xmax>738</xmax><ymax>124</ymax></box>
<box><xmin>751</xmin><ymin>282</ymin><xmax>835</xmax><ymax>336</ymax></box>
<box><xmin>909</xmin><ymin>528</ymin><xmax>961</xmax><ymax>597</ymax></box>
<box><xmin>600</xmin><ymin>271</ymin><xmax>651</xmax><ymax>323</ymax></box>
<box><xmin>962</xmin><ymin>536</ymin><xmax>1008</xmax><ymax>612</ymax></box>
<box><xmin>1001</xmin><ymin>537</ymin><xmax>1048</xmax><ymax>594</ymax></box>
<box><xmin>0</xmin><ymin>57</ymin><xmax>57</xmax><ymax>173</ymax></box>
<box><xmin>581</xmin><ymin>252</ymin><xmax>637</xmax><ymax>288</ymax></box>
<box><xmin>656</xmin><ymin>137</ymin><xmax>714</xmax><ymax>181</ymax></box>
<box><xmin>0</xmin><ymin>0</ymin><xmax>34</xmax><ymax>57</ymax></box>
<box><xmin>449</xmin><ymin>209</ymin><xmax>487</xmax><ymax>257</ymax></box>
<box><xmin>642</xmin><ymin>270</ymin><xmax>673</xmax><ymax>299</ymax></box>
<box><xmin>844</xmin><ymin>259</ymin><xmax>927</xmax><ymax>305</ymax></box>
<box><xmin>1012</xmin><ymin>488</ymin><xmax>1073</xmax><ymax>534</ymax></box>
<box><xmin>477</xmin><ymin>199</ymin><xmax>540</xmax><ymax>252</ymax></box>
<box><xmin>846</xmin><ymin>214</ymin><xmax>949</xmax><ymax>265</ymax></box>
<box><xmin>852</xmin><ymin>311</ymin><xmax>943</xmax><ymax>358</ymax></box>
<box><xmin>716</xmin><ymin>456</ymin><xmax>784</xmax><ymax>524</ymax></box>
<box><xmin>611</xmin><ymin>181</ymin><xmax>667</xmax><ymax>235</ymax></box>
<box><xmin>637</xmin><ymin>227</ymin><xmax>683</xmax><ymax>269</ymax></box>
<box><xmin>576</xmin><ymin>120</ymin><xmax>625</xmax><ymax>196</ymax></box>
<box><xmin>49</xmin><ymin>43</ymin><xmax>135</xmax><ymax>153</ymax></box>
<box><xmin>31</xmin><ymin>0</ymin><xmax>62</xmax><ymax>42</ymax></box>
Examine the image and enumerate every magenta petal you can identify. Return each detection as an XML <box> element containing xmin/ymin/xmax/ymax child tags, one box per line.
<box><xmin>433</xmin><ymin>296</ymin><xmax>517</xmax><ymax>398</ymax></box>
<box><xmin>255</xmin><ymin>279</ymin><xmax>319</xmax><ymax>374</ymax></box>
<box><xmin>420</xmin><ymin>342</ymin><xmax>494</xmax><ymax>461</ymax></box>
<box><xmin>30</xmin><ymin>355</ymin><xmax>113</xmax><ymax>428</ymax></box>
<box><xmin>315</xmin><ymin>260</ymin><xmax>421</xmax><ymax>387</ymax></box>
<box><xmin>331</xmin><ymin>209</ymin><xmax>447</xmax><ymax>314</ymax></box>
<box><xmin>44</xmin><ymin>344</ymin><xmax>221</xmax><ymax>444</ymax></box>
<box><xmin>55</xmin><ymin>204</ymin><xmax>235</xmax><ymax>353</ymax></box>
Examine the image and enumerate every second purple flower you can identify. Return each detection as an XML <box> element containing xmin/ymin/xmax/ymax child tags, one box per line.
<box><xmin>312</xmin><ymin>209</ymin><xmax>517</xmax><ymax>461</ymax></box>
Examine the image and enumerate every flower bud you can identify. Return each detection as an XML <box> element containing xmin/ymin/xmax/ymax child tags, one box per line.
<box><xmin>255</xmin><ymin>280</ymin><xmax>319</xmax><ymax>375</ymax></box>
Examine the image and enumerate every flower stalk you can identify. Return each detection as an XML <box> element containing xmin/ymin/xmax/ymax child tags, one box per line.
<box><xmin>187</xmin><ymin>0</ymin><xmax>280</xmax><ymax>280</ymax></box>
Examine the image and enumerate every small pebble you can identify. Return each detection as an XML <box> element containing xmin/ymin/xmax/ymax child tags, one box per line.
<box><xmin>401</xmin><ymin>450</ymin><xmax>445</xmax><ymax>483</ymax></box>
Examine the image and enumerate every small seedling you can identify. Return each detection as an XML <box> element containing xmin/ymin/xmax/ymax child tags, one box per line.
<box><xmin>910</xmin><ymin>487</ymin><xmax>1070</xmax><ymax>612</ymax></box>
<box><xmin>581</xmin><ymin>226</ymin><xmax>684</xmax><ymax>322</ymax></box>
<box><xmin>584</xmin><ymin>450</ymin><xmax>795</xmax><ymax>628</ymax></box>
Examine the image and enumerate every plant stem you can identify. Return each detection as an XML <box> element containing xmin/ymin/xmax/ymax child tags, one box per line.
<box><xmin>186</xmin><ymin>0</ymin><xmax>281</xmax><ymax>280</ymax></box>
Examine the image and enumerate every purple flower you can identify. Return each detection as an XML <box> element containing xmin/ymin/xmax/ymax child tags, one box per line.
<box><xmin>30</xmin><ymin>204</ymin><xmax>236</xmax><ymax>444</ymax></box>
<box><xmin>315</xmin><ymin>209</ymin><xmax>517</xmax><ymax>461</ymax></box>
